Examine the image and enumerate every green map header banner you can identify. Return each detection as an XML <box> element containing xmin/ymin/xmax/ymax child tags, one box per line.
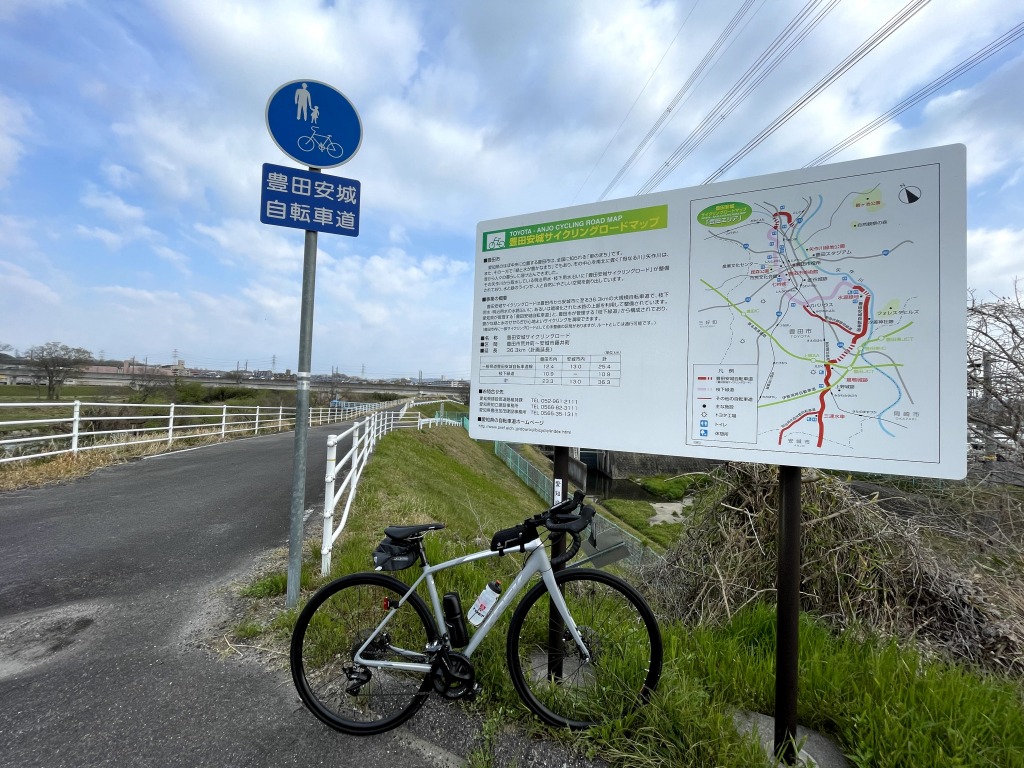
<box><xmin>482</xmin><ymin>204</ymin><xmax>668</xmax><ymax>251</ymax></box>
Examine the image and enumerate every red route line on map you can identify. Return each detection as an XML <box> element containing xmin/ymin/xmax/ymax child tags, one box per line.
<box><xmin>777</xmin><ymin>284</ymin><xmax>871</xmax><ymax>447</ymax></box>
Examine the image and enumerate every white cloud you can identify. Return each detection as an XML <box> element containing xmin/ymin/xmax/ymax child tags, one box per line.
<box><xmin>5</xmin><ymin>0</ymin><xmax>1024</xmax><ymax>376</ymax></box>
<box><xmin>194</xmin><ymin>219</ymin><xmax>299</xmax><ymax>273</ymax></box>
<box><xmin>967</xmin><ymin>227</ymin><xmax>1024</xmax><ymax>299</ymax></box>
<box><xmin>0</xmin><ymin>91</ymin><xmax>31</xmax><ymax>186</ymax></box>
<box><xmin>75</xmin><ymin>225</ymin><xmax>126</xmax><ymax>250</ymax></box>
<box><xmin>152</xmin><ymin>245</ymin><xmax>191</xmax><ymax>276</ymax></box>
<box><xmin>81</xmin><ymin>188</ymin><xmax>146</xmax><ymax>224</ymax></box>
<box><xmin>95</xmin><ymin>285</ymin><xmax>181</xmax><ymax>304</ymax></box>
<box><xmin>0</xmin><ymin>214</ymin><xmax>41</xmax><ymax>254</ymax></box>
<box><xmin>0</xmin><ymin>259</ymin><xmax>60</xmax><ymax>304</ymax></box>
<box><xmin>101</xmin><ymin>163</ymin><xmax>138</xmax><ymax>190</ymax></box>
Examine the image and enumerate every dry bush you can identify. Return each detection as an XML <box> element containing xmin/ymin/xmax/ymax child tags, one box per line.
<box><xmin>643</xmin><ymin>463</ymin><xmax>1024</xmax><ymax>674</ymax></box>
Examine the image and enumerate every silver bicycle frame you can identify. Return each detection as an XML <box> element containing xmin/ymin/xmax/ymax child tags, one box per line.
<box><xmin>353</xmin><ymin>539</ymin><xmax>589</xmax><ymax>672</ymax></box>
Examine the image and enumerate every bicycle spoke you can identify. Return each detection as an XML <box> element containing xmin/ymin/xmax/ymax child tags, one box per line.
<box><xmin>291</xmin><ymin>574</ymin><xmax>435</xmax><ymax>735</ymax></box>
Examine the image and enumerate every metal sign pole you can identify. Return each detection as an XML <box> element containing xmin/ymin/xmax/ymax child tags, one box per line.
<box><xmin>547</xmin><ymin>446</ymin><xmax>570</xmax><ymax>679</ymax></box>
<box><xmin>264</xmin><ymin>80</ymin><xmax>362</xmax><ymax>609</ymax></box>
<box><xmin>774</xmin><ymin>464</ymin><xmax>801</xmax><ymax>764</ymax></box>
<box><xmin>286</xmin><ymin>212</ymin><xmax>319</xmax><ymax>609</ymax></box>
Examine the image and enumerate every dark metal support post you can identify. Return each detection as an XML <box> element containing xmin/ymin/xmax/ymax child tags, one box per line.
<box><xmin>547</xmin><ymin>446</ymin><xmax>570</xmax><ymax>679</ymax></box>
<box><xmin>286</xmin><ymin>209</ymin><xmax>320</xmax><ymax>609</ymax></box>
<box><xmin>775</xmin><ymin>465</ymin><xmax>802</xmax><ymax>764</ymax></box>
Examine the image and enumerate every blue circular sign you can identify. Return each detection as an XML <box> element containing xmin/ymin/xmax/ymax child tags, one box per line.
<box><xmin>265</xmin><ymin>79</ymin><xmax>362</xmax><ymax>168</ymax></box>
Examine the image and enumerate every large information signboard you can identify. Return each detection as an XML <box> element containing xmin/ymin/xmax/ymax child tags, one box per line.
<box><xmin>470</xmin><ymin>144</ymin><xmax>967</xmax><ymax>479</ymax></box>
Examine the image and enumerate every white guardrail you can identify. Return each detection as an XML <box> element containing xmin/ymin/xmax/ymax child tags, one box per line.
<box><xmin>320</xmin><ymin>401</ymin><xmax>465</xmax><ymax>574</ymax></box>
<box><xmin>0</xmin><ymin>399</ymin><xmax>407</xmax><ymax>464</ymax></box>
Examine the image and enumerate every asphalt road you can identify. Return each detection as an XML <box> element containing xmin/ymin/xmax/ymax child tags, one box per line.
<box><xmin>0</xmin><ymin>426</ymin><xmax>477</xmax><ymax>768</ymax></box>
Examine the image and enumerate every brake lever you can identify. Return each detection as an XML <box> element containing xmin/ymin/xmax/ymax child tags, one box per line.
<box><xmin>584</xmin><ymin>504</ymin><xmax>598</xmax><ymax>547</ymax></box>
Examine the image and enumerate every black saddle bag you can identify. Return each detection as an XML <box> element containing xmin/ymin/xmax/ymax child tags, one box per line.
<box><xmin>371</xmin><ymin>537</ymin><xmax>419</xmax><ymax>571</ymax></box>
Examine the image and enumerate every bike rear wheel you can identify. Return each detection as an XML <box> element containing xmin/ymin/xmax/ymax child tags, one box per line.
<box><xmin>506</xmin><ymin>568</ymin><xmax>662</xmax><ymax>729</ymax></box>
<box><xmin>290</xmin><ymin>572</ymin><xmax>436</xmax><ymax>735</ymax></box>
<box><xmin>297</xmin><ymin>135</ymin><xmax>315</xmax><ymax>152</ymax></box>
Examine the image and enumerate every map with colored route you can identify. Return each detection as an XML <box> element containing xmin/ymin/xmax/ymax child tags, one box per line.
<box><xmin>686</xmin><ymin>163</ymin><xmax>942</xmax><ymax>463</ymax></box>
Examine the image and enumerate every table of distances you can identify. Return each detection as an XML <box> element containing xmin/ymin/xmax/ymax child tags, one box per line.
<box><xmin>478</xmin><ymin>353</ymin><xmax>621</xmax><ymax>386</ymax></box>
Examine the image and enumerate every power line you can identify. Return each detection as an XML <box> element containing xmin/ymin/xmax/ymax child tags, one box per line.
<box><xmin>634</xmin><ymin>0</ymin><xmax>841</xmax><ymax>196</ymax></box>
<box><xmin>700</xmin><ymin>0</ymin><xmax>932</xmax><ymax>185</ymax></box>
<box><xmin>599</xmin><ymin>0</ymin><xmax>761</xmax><ymax>201</ymax></box>
<box><xmin>804</xmin><ymin>20</ymin><xmax>1024</xmax><ymax>167</ymax></box>
<box><xmin>570</xmin><ymin>0</ymin><xmax>702</xmax><ymax>205</ymax></box>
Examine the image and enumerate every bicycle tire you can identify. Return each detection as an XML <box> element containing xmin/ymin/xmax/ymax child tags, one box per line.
<box><xmin>326</xmin><ymin>141</ymin><xmax>343</xmax><ymax>159</ymax></box>
<box><xmin>290</xmin><ymin>572</ymin><xmax>437</xmax><ymax>735</ymax></box>
<box><xmin>506</xmin><ymin>568</ymin><xmax>662</xmax><ymax>729</ymax></box>
<box><xmin>297</xmin><ymin>135</ymin><xmax>316</xmax><ymax>152</ymax></box>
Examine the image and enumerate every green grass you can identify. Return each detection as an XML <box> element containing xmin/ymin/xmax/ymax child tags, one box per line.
<box><xmin>637</xmin><ymin>473</ymin><xmax>714</xmax><ymax>500</ymax></box>
<box><xmin>600</xmin><ymin>498</ymin><xmax>682</xmax><ymax>550</ymax></box>
<box><xmin>238</xmin><ymin>426</ymin><xmax>1024</xmax><ymax>768</ymax></box>
<box><xmin>672</xmin><ymin>605</ymin><xmax>1024</xmax><ymax>768</ymax></box>
<box><xmin>406</xmin><ymin>400</ymin><xmax>468</xmax><ymax>420</ymax></box>
<box><xmin>240</xmin><ymin>566</ymin><xmax>321</xmax><ymax>598</ymax></box>
<box><xmin>0</xmin><ymin>383</ymin><xmax>134</xmax><ymax>402</ymax></box>
<box><xmin>233</xmin><ymin>620</ymin><xmax>263</xmax><ymax>640</ymax></box>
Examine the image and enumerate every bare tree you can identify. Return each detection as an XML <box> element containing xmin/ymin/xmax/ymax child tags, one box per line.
<box><xmin>967</xmin><ymin>281</ymin><xmax>1024</xmax><ymax>462</ymax></box>
<box><xmin>25</xmin><ymin>342</ymin><xmax>92</xmax><ymax>400</ymax></box>
<box><xmin>127</xmin><ymin>357</ymin><xmax>166</xmax><ymax>402</ymax></box>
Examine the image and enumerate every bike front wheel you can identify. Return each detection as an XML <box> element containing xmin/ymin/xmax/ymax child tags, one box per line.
<box><xmin>325</xmin><ymin>140</ymin><xmax>343</xmax><ymax>159</ymax></box>
<box><xmin>506</xmin><ymin>568</ymin><xmax>662</xmax><ymax>729</ymax></box>
<box><xmin>290</xmin><ymin>572</ymin><xmax>437</xmax><ymax>735</ymax></box>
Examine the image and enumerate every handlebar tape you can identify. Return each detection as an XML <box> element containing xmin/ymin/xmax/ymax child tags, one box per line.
<box><xmin>545</xmin><ymin>503</ymin><xmax>595</xmax><ymax>534</ymax></box>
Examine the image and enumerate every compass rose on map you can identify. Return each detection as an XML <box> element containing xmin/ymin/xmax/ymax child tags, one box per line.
<box><xmin>899</xmin><ymin>184</ymin><xmax>922</xmax><ymax>204</ymax></box>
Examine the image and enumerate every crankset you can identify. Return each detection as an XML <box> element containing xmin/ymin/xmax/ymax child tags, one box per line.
<box><xmin>430</xmin><ymin>650</ymin><xmax>477</xmax><ymax>700</ymax></box>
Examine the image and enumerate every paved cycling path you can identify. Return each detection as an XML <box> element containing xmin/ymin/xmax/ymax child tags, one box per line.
<box><xmin>0</xmin><ymin>425</ymin><xmax>602</xmax><ymax>767</ymax></box>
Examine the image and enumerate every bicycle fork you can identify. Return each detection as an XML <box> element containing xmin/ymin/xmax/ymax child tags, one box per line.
<box><xmin>540</xmin><ymin>566</ymin><xmax>592</xmax><ymax>668</ymax></box>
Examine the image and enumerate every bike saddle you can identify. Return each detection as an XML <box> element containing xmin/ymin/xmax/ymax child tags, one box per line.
<box><xmin>384</xmin><ymin>522</ymin><xmax>446</xmax><ymax>540</ymax></box>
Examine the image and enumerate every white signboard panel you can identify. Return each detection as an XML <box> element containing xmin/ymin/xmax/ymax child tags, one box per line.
<box><xmin>470</xmin><ymin>145</ymin><xmax>966</xmax><ymax>479</ymax></box>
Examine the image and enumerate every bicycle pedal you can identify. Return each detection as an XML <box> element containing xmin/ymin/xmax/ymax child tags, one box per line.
<box><xmin>465</xmin><ymin>683</ymin><xmax>483</xmax><ymax>701</ymax></box>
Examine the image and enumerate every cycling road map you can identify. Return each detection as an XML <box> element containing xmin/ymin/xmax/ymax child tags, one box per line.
<box><xmin>472</xmin><ymin>145</ymin><xmax>966</xmax><ymax>479</ymax></box>
<box><xmin>687</xmin><ymin>158</ymin><xmax>957</xmax><ymax>467</ymax></box>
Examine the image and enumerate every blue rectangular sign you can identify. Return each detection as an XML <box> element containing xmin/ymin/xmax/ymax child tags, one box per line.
<box><xmin>259</xmin><ymin>163</ymin><xmax>360</xmax><ymax>237</ymax></box>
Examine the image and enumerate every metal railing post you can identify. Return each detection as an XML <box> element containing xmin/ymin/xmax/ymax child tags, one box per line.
<box><xmin>71</xmin><ymin>400</ymin><xmax>81</xmax><ymax>455</ymax></box>
<box><xmin>167</xmin><ymin>403</ymin><xmax>175</xmax><ymax>446</ymax></box>
<box><xmin>221</xmin><ymin>404</ymin><xmax>228</xmax><ymax>438</ymax></box>
<box><xmin>255</xmin><ymin>405</ymin><xmax>260</xmax><ymax>435</ymax></box>
<box><xmin>322</xmin><ymin>435</ymin><xmax>338</xmax><ymax>575</ymax></box>
<box><xmin>278</xmin><ymin>406</ymin><xmax>284</xmax><ymax>430</ymax></box>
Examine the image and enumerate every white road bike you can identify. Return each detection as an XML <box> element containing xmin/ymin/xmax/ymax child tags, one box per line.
<box><xmin>290</xmin><ymin>491</ymin><xmax>663</xmax><ymax>735</ymax></box>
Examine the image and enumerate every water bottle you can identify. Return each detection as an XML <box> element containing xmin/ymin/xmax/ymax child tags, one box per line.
<box><xmin>467</xmin><ymin>580</ymin><xmax>502</xmax><ymax>626</ymax></box>
<box><xmin>442</xmin><ymin>592</ymin><xmax>469</xmax><ymax>647</ymax></box>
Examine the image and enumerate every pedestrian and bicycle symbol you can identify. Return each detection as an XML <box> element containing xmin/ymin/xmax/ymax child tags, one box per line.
<box><xmin>266</xmin><ymin>79</ymin><xmax>362</xmax><ymax>168</ymax></box>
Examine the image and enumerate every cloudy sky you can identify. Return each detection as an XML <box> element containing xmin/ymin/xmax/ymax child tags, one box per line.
<box><xmin>2</xmin><ymin>0</ymin><xmax>1022</xmax><ymax>378</ymax></box>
